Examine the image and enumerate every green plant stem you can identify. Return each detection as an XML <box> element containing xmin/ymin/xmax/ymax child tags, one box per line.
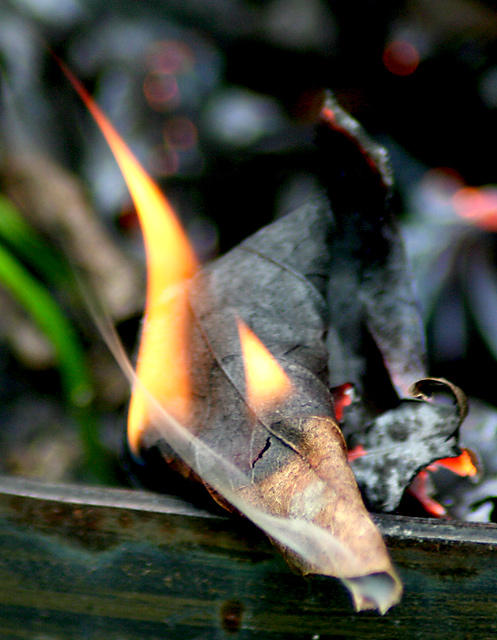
<box><xmin>0</xmin><ymin>242</ymin><xmax>112</xmax><ymax>481</ymax></box>
<box><xmin>0</xmin><ymin>195</ymin><xmax>74</xmax><ymax>290</ymax></box>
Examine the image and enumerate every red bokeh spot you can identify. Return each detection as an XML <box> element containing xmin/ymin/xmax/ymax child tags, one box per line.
<box><xmin>383</xmin><ymin>40</ymin><xmax>419</xmax><ymax>76</ymax></box>
<box><xmin>452</xmin><ymin>186</ymin><xmax>497</xmax><ymax>230</ymax></box>
<box><xmin>147</xmin><ymin>40</ymin><xmax>195</xmax><ymax>75</ymax></box>
<box><xmin>163</xmin><ymin>116</ymin><xmax>198</xmax><ymax>150</ymax></box>
<box><xmin>143</xmin><ymin>72</ymin><xmax>179</xmax><ymax>111</ymax></box>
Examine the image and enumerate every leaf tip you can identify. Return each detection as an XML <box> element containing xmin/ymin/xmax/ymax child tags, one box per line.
<box><xmin>345</xmin><ymin>570</ymin><xmax>403</xmax><ymax>614</ymax></box>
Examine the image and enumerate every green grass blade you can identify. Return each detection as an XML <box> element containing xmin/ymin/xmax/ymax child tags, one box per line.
<box><xmin>0</xmin><ymin>242</ymin><xmax>113</xmax><ymax>481</ymax></box>
<box><xmin>0</xmin><ymin>194</ymin><xmax>74</xmax><ymax>290</ymax></box>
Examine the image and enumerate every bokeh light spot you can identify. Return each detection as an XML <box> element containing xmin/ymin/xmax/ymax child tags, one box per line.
<box><xmin>147</xmin><ymin>40</ymin><xmax>195</xmax><ymax>75</ymax></box>
<box><xmin>452</xmin><ymin>185</ymin><xmax>497</xmax><ymax>230</ymax></box>
<box><xmin>143</xmin><ymin>71</ymin><xmax>179</xmax><ymax>110</ymax></box>
<box><xmin>383</xmin><ymin>40</ymin><xmax>419</xmax><ymax>76</ymax></box>
<box><xmin>149</xmin><ymin>145</ymin><xmax>180</xmax><ymax>177</ymax></box>
<box><xmin>163</xmin><ymin>116</ymin><xmax>198</xmax><ymax>150</ymax></box>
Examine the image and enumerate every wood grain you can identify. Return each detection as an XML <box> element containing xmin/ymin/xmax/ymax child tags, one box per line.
<box><xmin>0</xmin><ymin>475</ymin><xmax>496</xmax><ymax>639</ymax></box>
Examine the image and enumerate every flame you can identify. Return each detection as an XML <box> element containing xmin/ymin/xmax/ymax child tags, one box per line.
<box><xmin>236</xmin><ymin>318</ymin><xmax>292</xmax><ymax>411</ymax></box>
<box><xmin>58</xmin><ymin>59</ymin><xmax>197</xmax><ymax>455</ymax></box>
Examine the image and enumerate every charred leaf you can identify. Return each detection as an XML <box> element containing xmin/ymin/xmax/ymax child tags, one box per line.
<box><xmin>128</xmin><ymin>93</ymin><xmax>467</xmax><ymax>613</ymax></box>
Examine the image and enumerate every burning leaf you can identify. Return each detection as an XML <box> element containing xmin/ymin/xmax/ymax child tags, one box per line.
<box><xmin>138</xmin><ymin>197</ymin><xmax>402</xmax><ymax>612</ymax></box>
<box><xmin>67</xmin><ymin>69</ymin><xmax>466</xmax><ymax>614</ymax></box>
<box><xmin>61</xmin><ymin>64</ymin><xmax>403</xmax><ymax>613</ymax></box>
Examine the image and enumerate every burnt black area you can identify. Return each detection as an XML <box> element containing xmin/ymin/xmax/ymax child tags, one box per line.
<box><xmin>251</xmin><ymin>437</ymin><xmax>272</xmax><ymax>469</ymax></box>
<box><xmin>387</xmin><ymin>421</ymin><xmax>410</xmax><ymax>443</ymax></box>
<box><xmin>314</xmin><ymin>116</ymin><xmax>390</xmax><ymax>231</ymax></box>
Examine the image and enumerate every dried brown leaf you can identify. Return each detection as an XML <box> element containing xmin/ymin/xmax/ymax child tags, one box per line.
<box><xmin>132</xmin><ymin>196</ymin><xmax>402</xmax><ymax>612</ymax></box>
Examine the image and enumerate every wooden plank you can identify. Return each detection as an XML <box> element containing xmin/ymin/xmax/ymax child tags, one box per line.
<box><xmin>0</xmin><ymin>475</ymin><xmax>496</xmax><ymax>638</ymax></box>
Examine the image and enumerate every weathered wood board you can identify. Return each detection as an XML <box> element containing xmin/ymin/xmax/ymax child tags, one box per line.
<box><xmin>0</xmin><ymin>475</ymin><xmax>496</xmax><ymax>639</ymax></box>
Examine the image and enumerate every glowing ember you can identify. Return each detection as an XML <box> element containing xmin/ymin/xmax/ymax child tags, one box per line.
<box><xmin>347</xmin><ymin>443</ymin><xmax>367</xmax><ymax>463</ymax></box>
<box><xmin>58</xmin><ymin>59</ymin><xmax>197</xmax><ymax>455</ymax></box>
<box><xmin>237</xmin><ymin>318</ymin><xmax>292</xmax><ymax>411</ymax></box>
<box><xmin>332</xmin><ymin>382</ymin><xmax>355</xmax><ymax>422</ymax></box>
<box><xmin>409</xmin><ymin>450</ymin><xmax>478</xmax><ymax>518</ymax></box>
<box><xmin>408</xmin><ymin>470</ymin><xmax>447</xmax><ymax>517</ymax></box>
<box><xmin>382</xmin><ymin>40</ymin><xmax>419</xmax><ymax>77</ymax></box>
<box><xmin>428</xmin><ymin>449</ymin><xmax>478</xmax><ymax>477</ymax></box>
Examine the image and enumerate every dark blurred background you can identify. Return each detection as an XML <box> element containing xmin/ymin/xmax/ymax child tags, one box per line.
<box><xmin>2</xmin><ymin>0</ymin><xmax>497</xmax><ymax>518</ymax></box>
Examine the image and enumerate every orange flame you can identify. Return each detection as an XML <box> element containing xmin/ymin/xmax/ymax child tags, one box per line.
<box><xmin>236</xmin><ymin>318</ymin><xmax>292</xmax><ymax>411</ymax></box>
<box><xmin>59</xmin><ymin>59</ymin><xmax>197</xmax><ymax>455</ymax></box>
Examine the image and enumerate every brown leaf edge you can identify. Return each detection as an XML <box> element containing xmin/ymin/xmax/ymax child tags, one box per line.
<box><xmin>241</xmin><ymin>415</ymin><xmax>403</xmax><ymax>613</ymax></box>
<box><xmin>409</xmin><ymin>377</ymin><xmax>469</xmax><ymax>422</ymax></box>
